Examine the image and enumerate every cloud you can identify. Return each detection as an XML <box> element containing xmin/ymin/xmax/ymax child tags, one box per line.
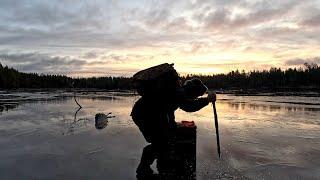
<box><xmin>100</xmin><ymin>53</ymin><xmax>155</xmax><ymax>63</ymax></box>
<box><xmin>0</xmin><ymin>0</ymin><xmax>313</xmax><ymax>48</ymax></box>
<box><xmin>81</xmin><ymin>51</ymin><xmax>99</xmax><ymax>59</ymax></box>
<box><xmin>301</xmin><ymin>14</ymin><xmax>320</xmax><ymax>27</ymax></box>
<box><xmin>0</xmin><ymin>52</ymin><xmax>87</xmax><ymax>73</ymax></box>
<box><xmin>198</xmin><ymin>0</ymin><xmax>301</xmax><ymax>31</ymax></box>
<box><xmin>0</xmin><ymin>51</ymin><xmax>155</xmax><ymax>76</ymax></box>
<box><xmin>1</xmin><ymin>0</ymin><xmax>107</xmax><ymax>30</ymax></box>
<box><xmin>284</xmin><ymin>57</ymin><xmax>320</xmax><ymax>66</ymax></box>
<box><xmin>0</xmin><ymin>0</ymin><xmax>320</xmax><ymax>76</ymax></box>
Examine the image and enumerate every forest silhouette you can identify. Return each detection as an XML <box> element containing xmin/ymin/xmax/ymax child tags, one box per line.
<box><xmin>0</xmin><ymin>63</ymin><xmax>319</xmax><ymax>91</ymax></box>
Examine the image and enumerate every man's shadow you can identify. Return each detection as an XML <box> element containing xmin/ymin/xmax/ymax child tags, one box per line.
<box><xmin>136</xmin><ymin>122</ymin><xmax>197</xmax><ymax>180</ymax></box>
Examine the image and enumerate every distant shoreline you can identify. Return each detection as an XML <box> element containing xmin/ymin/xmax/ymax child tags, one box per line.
<box><xmin>1</xmin><ymin>87</ymin><xmax>319</xmax><ymax>97</ymax></box>
<box><xmin>2</xmin><ymin>63</ymin><xmax>320</xmax><ymax>90</ymax></box>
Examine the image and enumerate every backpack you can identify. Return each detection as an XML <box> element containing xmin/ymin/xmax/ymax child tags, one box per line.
<box><xmin>132</xmin><ymin>63</ymin><xmax>180</xmax><ymax>97</ymax></box>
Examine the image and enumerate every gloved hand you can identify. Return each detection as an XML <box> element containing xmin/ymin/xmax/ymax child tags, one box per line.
<box><xmin>207</xmin><ymin>91</ymin><xmax>216</xmax><ymax>103</ymax></box>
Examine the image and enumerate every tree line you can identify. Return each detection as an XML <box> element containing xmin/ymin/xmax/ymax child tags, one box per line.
<box><xmin>0</xmin><ymin>63</ymin><xmax>133</xmax><ymax>89</ymax></box>
<box><xmin>0</xmin><ymin>62</ymin><xmax>319</xmax><ymax>90</ymax></box>
<box><xmin>184</xmin><ymin>63</ymin><xmax>320</xmax><ymax>91</ymax></box>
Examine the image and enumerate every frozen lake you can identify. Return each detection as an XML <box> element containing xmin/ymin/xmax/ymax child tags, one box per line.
<box><xmin>0</xmin><ymin>91</ymin><xmax>320</xmax><ymax>180</ymax></box>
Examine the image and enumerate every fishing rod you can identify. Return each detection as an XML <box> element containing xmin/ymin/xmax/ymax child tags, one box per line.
<box><xmin>211</xmin><ymin>92</ymin><xmax>221</xmax><ymax>158</ymax></box>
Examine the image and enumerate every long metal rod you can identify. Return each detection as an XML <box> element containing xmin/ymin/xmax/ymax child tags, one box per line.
<box><xmin>213</xmin><ymin>102</ymin><xmax>221</xmax><ymax>158</ymax></box>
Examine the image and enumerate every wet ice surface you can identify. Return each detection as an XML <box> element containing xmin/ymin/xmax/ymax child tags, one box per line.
<box><xmin>0</xmin><ymin>91</ymin><xmax>320</xmax><ymax>180</ymax></box>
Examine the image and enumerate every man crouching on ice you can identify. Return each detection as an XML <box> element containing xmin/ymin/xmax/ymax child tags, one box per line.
<box><xmin>131</xmin><ymin>66</ymin><xmax>216</xmax><ymax>176</ymax></box>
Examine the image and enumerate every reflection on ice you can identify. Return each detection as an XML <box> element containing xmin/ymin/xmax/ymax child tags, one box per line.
<box><xmin>226</xmin><ymin>101</ymin><xmax>320</xmax><ymax>112</ymax></box>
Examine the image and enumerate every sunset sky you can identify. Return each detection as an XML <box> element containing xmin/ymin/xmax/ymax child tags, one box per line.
<box><xmin>0</xmin><ymin>0</ymin><xmax>320</xmax><ymax>77</ymax></box>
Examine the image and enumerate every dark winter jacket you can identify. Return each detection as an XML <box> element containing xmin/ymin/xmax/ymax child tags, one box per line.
<box><xmin>131</xmin><ymin>87</ymin><xmax>208</xmax><ymax>143</ymax></box>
